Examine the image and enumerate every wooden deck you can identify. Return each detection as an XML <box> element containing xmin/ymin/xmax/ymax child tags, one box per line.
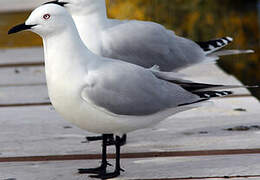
<box><xmin>0</xmin><ymin>47</ymin><xmax>260</xmax><ymax>180</ymax></box>
<box><xmin>0</xmin><ymin>0</ymin><xmax>46</xmax><ymax>12</ymax></box>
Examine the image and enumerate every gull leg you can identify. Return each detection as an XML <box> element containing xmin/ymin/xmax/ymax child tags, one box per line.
<box><xmin>85</xmin><ymin>136</ymin><xmax>103</xmax><ymax>142</ymax></box>
<box><xmin>106</xmin><ymin>134</ymin><xmax>127</xmax><ymax>146</ymax></box>
<box><xmin>90</xmin><ymin>136</ymin><xmax>125</xmax><ymax>179</ymax></box>
<box><xmin>121</xmin><ymin>134</ymin><xmax>127</xmax><ymax>145</ymax></box>
<box><xmin>78</xmin><ymin>134</ymin><xmax>112</xmax><ymax>174</ymax></box>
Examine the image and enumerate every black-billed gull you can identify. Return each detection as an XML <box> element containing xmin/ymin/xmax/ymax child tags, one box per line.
<box><xmin>8</xmin><ymin>3</ymin><xmax>253</xmax><ymax>179</ymax></box>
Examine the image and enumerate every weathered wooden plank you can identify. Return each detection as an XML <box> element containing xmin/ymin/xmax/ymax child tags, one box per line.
<box><xmin>0</xmin><ymin>64</ymin><xmax>249</xmax><ymax>88</ymax></box>
<box><xmin>122</xmin><ymin>155</ymin><xmax>260</xmax><ymax>179</ymax></box>
<box><xmin>0</xmin><ymin>71</ymin><xmax>252</xmax><ymax>106</ymax></box>
<box><xmin>174</xmin><ymin>96</ymin><xmax>260</xmax><ymax>119</ymax></box>
<box><xmin>0</xmin><ymin>0</ymin><xmax>47</xmax><ymax>12</ymax></box>
<box><xmin>180</xmin><ymin>63</ymin><xmax>232</xmax><ymax>78</ymax></box>
<box><xmin>0</xmin><ymin>80</ymin><xmax>251</xmax><ymax>106</ymax></box>
<box><xmin>0</xmin><ymin>48</ymin><xmax>248</xmax><ymax>81</ymax></box>
<box><xmin>179</xmin><ymin>63</ymin><xmax>252</xmax><ymax>94</ymax></box>
<box><xmin>0</xmin><ymin>66</ymin><xmax>45</xmax><ymax>86</ymax></box>
<box><xmin>0</xmin><ymin>85</ymin><xmax>249</xmax><ymax>107</ymax></box>
<box><xmin>2</xmin><ymin>149</ymin><xmax>260</xmax><ymax>163</ymax></box>
<box><xmin>0</xmin><ymin>48</ymin><xmax>253</xmax><ymax>96</ymax></box>
<box><xmin>0</xmin><ymin>48</ymin><xmax>247</xmax><ymax>81</ymax></box>
<box><xmin>0</xmin><ymin>48</ymin><xmax>43</xmax><ymax>66</ymax></box>
<box><xmin>0</xmin><ymin>155</ymin><xmax>260</xmax><ymax>180</ymax></box>
<box><xmin>208</xmin><ymin>178</ymin><xmax>260</xmax><ymax>180</ymax></box>
<box><xmin>0</xmin><ymin>85</ymin><xmax>49</xmax><ymax>105</ymax></box>
<box><xmin>0</xmin><ymin>97</ymin><xmax>259</xmax><ymax>157</ymax></box>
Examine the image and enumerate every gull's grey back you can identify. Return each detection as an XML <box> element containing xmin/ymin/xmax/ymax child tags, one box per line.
<box><xmin>100</xmin><ymin>20</ymin><xmax>206</xmax><ymax>71</ymax></box>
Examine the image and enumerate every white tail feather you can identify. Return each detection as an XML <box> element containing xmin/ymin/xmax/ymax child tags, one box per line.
<box><xmin>210</xmin><ymin>49</ymin><xmax>254</xmax><ymax>56</ymax></box>
<box><xmin>200</xmin><ymin>56</ymin><xmax>219</xmax><ymax>64</ymax></box>
<box><xmin>201</xmin><ymin>49</ymin><xmax>254</xmax><ymax>65</ymax></box>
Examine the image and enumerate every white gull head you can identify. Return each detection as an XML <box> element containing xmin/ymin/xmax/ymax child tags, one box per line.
<box><xmin>57</xmin><ymin>0</ymin><xmax>107</xmax><ymax>16</ymax></box>
<box><xmin>9</xmin><ymin>3</ymin><xmax>76</xmax><ymax>38</ymax></box>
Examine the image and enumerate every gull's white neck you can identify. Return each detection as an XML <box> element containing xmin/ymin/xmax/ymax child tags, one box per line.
<box><xmin>69</xmin><ymin>0</ymin><xmax>109</xmax><ymax>54</ymax></box>
<box><xmin>43</xmin><ymin>27</ymin><xmax>88</xmax><ymax>69</ymax></box>
<box><xmin>42</xmin><ymin>20</ymin><xmax>99</xmax><ymax>87</ymax></box>
<box><xmin>71</xmin><ymin>0</ymin><xmax>108</xmax><ymax>29</ymax></box>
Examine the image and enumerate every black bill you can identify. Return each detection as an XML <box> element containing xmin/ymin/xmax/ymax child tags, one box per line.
<box><xmin>8</xmin><ymin>23</ymin><xmax>36</xmax><ymax>34</ymax></box>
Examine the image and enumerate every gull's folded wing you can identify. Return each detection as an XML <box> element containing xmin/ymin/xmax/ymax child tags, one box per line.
<box><xmin>80</xmin><ymin>62</ymin><xmax>200</xmax><ymax>116</ymax></box>
<box><xmin>101</xmin><ymin>20</ymin><xmax>206</xmax><ymax>71</ymax></box>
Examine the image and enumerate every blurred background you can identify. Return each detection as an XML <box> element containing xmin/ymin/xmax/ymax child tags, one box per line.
<box><xmin>0</xmin><ymin>0</ymin><xmax>259</xmax><ymax>99</ymax></box>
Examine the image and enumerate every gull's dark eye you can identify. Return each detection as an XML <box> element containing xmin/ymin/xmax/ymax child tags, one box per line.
<box><xmin>43</xmin><ymin>14</ymin><xmax>51</xmax><ymax>20</ymax></box>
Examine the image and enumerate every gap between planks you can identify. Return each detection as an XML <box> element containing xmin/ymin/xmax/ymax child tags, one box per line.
<box><xmin>1</xmin><ymin>148</ymin><xmax>260</xmax><ymax>163</ymax></box>
<box><xmin>0</xmin><ymin>62</ymin><xmax>44</xmax><ymax>68</ymax></box>
<box><xmin>0</xmin><ymin>102</ymin><xmax>51</xmax><ymax>107</ymax></box>
<box><xmin>131</xmin><ymin>175</ymin><xmax>260</xmax><ymax>180</ymax></box>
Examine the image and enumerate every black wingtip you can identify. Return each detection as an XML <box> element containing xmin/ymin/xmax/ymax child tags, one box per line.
<box><xmin>194</xmin><ymin>91</ymin><xmax>233</xmax><ymax>99</ymax></box>
<box><xmin>178</xmin><ymin>99</ymin><xmax>208</xmax><ymax>107</ymax></box>
<box><xmin>178</xmin><ymin>90</ymin><xmax>234</xmax><ymax>107</ymax></box>
<box><xmin>196</xmin><ymin>37</ymin><xmax>233</xmax><ymax>52</ymax></box>
<box><xmin>43</xmin><ymin>1</ymin><xmax>68</xmax><ymax>7</ymax></box>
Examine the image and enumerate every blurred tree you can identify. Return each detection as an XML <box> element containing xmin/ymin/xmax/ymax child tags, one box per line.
<box><xmin>0</xmin><ymin>12</ymin><xmax>42</xmax><ymax>48</ymax></box>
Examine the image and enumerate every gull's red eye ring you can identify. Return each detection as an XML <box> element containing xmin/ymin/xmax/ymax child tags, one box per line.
<box><xmin>43</xmin><ymin>14</ymin><xmax>51</xmax><ymax>20</ymax></box>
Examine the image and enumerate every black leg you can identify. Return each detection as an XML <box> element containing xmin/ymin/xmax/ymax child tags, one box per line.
<box><xmin>121</xmin><ymin>134</ymin><xmax>127</xmax><ymax>145</ymax></box>
<box><xmin>115</xmin><ymin>136</ymin><xmax>125</xmax><ymax>173</ymax></box>
<box><xmin>78</xmin><ymin>134</ymin><xmax>112</xmax><ymax>174</ymax></box>
<box><xmin>106</xmin><ymin>134</ymin><xmax>127</xmax><ymax>146</ymax></box>
<box><xmin>90</xmin><ymin>136</ymin><xmax>125</xmax><ymax>179</ymax></box>
<box><xmin>86</xmin><ymin>136</ymin><xmax>103</xmax><ymax>142</ymax></box>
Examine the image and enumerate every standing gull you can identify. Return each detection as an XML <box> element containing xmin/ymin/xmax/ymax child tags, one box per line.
<box><xmin>54</xmin><ymin>0</ymin><xmax>254</xmax><ymax>145</ymax></box>
<box><xmin>8</xmin><ymin>3</ymin><xmax>250</xmax><ymax>179</ymax></box>
<box><xmin>56</xmin><ymin>0</ymin><xmax>254</xmax><ymax>72</ymax></box>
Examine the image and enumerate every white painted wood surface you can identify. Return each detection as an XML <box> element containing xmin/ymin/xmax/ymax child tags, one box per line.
<box><xmin>1</xmin><ymin>155</ymin><xmax>260</xmax><ymax>180</ymax></box>
<box><xmin>0</xmin><ymin>96</ymin><xmax>259</xmax><ymax>157</ymax></box>
<box><xmin>0</xmin><ymin>85</ymin><xmax>49</xmax><ymax>105</ymax></box>
<box><xmin>0</xmin><ymin>79</ymin><xmax>251</xmax><ymax>106</ymax></box>
<box><xmin>0</xmin><ymin>47</ymin><xmax>259</xmax><ymax>179</ymax></box>
<box><xmin>0</xmin><ymin>0</ymin><xmax>47</xmax><ymax>12</ymax></box>
<box><xmin>0</xmin><ymin>48</ymin><xmax>253</xmax><ymax>106</ymax></box>
<box><xmin>0</xmin><ymin>48</ymin><xmax>43</xmax><ymax>66</ymax></box>
<box><xmin>0</xmin><ymin>66</ymin><xmax>45</xmax><ymax>86</ymax></box>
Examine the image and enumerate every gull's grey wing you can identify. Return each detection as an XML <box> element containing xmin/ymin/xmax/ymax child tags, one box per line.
<box><xmin>101</xmin><ymin>20</ymin><xmax>206</xmax><ymax>71</ymax></box>
<box><xmin>81</xmin><ymin>60</ymin><xmax>200</xmax><ymax>116</ymax></box>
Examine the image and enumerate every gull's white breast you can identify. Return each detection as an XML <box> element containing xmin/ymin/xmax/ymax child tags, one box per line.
<box><xmin>46</xmin><ymin>69</ymin><xmax>187</xmax><ymax>135</ymax></box>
